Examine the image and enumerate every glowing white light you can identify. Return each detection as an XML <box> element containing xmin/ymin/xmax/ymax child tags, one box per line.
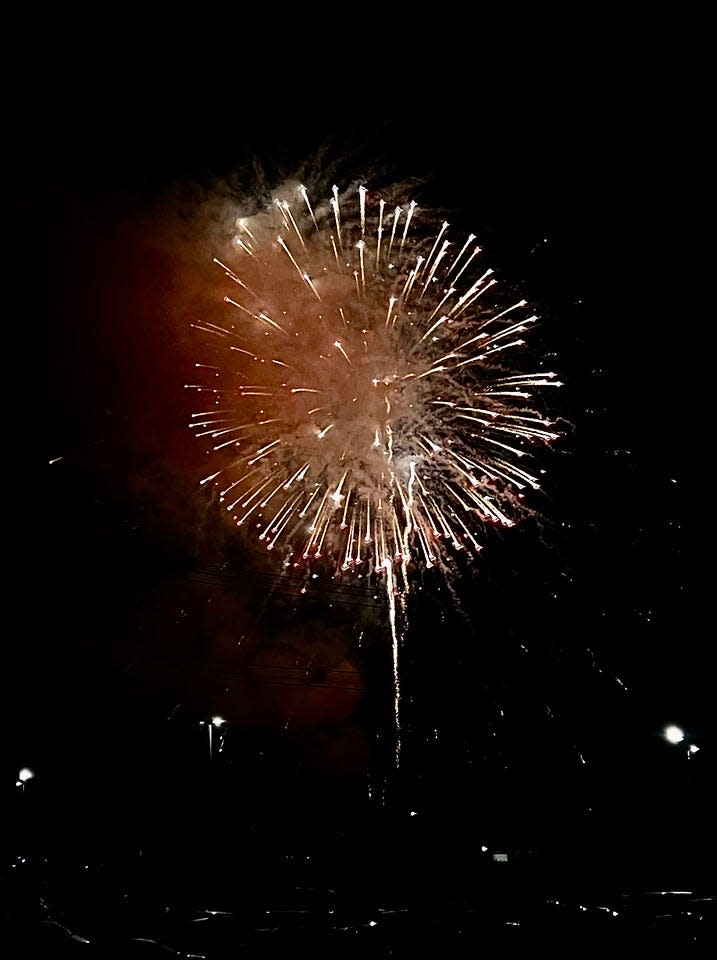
<box><xmin>18</xmin><ymin>768</ymin><xmax>34</xmax><ymax>782</ymax></box>
<box><xmin>212</xmin><ymin>716</ymin><xmax>226</xmax><ymax>727</ymax></box>
<box><xmin>664</xmin><ymin>725</ymin><xmax>685</xmax><ymax>744</ymax></box>
<box><xmin>688</xmin><ymin>744</ymin><xmax>699</xmax><ymax>755</ymax></box>
<box><xmin>409</xmin><ymin>810</ymin><xmax>418</xmax><ymax>817</ymax></box>
<box><xmin>481</xmin><ymin>845</ymin><xmax>489</xmax><ymax>853</ymax></box>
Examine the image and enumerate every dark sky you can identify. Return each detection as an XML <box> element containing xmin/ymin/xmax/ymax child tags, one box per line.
<box><xmin>1</xmin><ymin>50</ymin><xmax>702</xmax><ymax>870</ymax></box>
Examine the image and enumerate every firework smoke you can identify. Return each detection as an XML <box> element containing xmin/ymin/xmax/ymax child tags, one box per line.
<box><xmin>187</xmin><ymin>178</ymin><xmax>562</xmax><ymax>759</ymax></box>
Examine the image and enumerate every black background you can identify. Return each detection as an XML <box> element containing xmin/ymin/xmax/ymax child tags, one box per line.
<box><xmin>1</xmin><ymin>33</ymin><xmax>705</xmax><ymax>928</ymax></box>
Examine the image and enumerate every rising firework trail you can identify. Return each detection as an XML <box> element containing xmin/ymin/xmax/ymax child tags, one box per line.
<box><xmin>187</xmin><ymin>179</ymin><xmax>563</xmax><ymax>762</ymax></box>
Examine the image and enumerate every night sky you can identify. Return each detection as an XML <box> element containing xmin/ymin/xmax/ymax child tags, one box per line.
<box><xmin>1</xmin><ymin>47</ymin><xmax>705</xmax><ymax>912</ymax></box>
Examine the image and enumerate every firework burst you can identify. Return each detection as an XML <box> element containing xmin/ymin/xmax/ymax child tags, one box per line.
<box><xmin>188</xmin><ymin>180</ymin><xmax>561</xmax><ymax>576</ymax></box>
<box><xmin>186</xmin><ymin>178</ymin><xmax>562</xmax><ymax>758</ymax></box>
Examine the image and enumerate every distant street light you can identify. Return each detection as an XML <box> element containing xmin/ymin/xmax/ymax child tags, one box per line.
<box><xmin>664</xmin><ymin>725</ymin><xmax>685</xmax><ymax>745</ymax></box>
<box><xmin>16</xmin><ymin>767</ymin><xmax>35</xmax><ymax>793</ymax></box>
<box><xmin>664</xmin><ymin>724</ymin><xmax>699</xmax><ymax>758</ymax></box>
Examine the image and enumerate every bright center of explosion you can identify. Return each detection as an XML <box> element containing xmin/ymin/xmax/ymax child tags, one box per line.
<box><xmin>188</xmin><ymin>180</ymin><xmax>562</xmax><ymax>577</ymax></box>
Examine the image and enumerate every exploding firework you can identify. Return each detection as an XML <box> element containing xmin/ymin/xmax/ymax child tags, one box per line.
<box><xmin>188</xmin><ymin>180</ymin><xmax>561</xmax><ymax>574</ymax></box>
<box><xmin>186</xmin><ymin>178</ymin><xmax>562</xmax><ymax>757</ymax></box>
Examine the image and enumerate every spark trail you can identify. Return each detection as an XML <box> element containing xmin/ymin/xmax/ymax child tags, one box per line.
<box><xmin>187</xmin><ymin>180</ymin><xmax>562</xmax><ymax>762</ymax></box>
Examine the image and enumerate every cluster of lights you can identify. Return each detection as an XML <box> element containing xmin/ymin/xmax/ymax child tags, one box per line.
<box><xmin>16</xmin><ymin>767</ymin><xmax>34</xmax><ymax>789</ymax></box>
<box><xmin>663</xmin><ymin>724</ymin><xmax>699</xmax><ymax>756</ymax></box>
